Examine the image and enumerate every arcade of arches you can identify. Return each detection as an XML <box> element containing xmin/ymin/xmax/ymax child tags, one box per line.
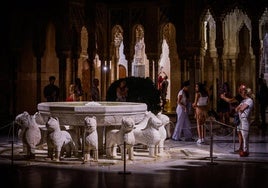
<box><xmin>0</xmin><ymin>0</ymin><xmax>268</xmax><ymax>123</ymax></box>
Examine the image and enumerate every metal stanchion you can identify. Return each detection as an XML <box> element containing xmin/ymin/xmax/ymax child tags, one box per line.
<box><xmin>118</xmin><ymin>141</ymin><xmax>131</xmax><ymax>175</ymax></box>
<box><xmin>231</xmin><ymin>126</ymin><xmax>236</xmax><ymax>154</ymax></box>
<box><xmin>206</xmin><ymin>117</ymin><xmax>217</xmax><ymax>165</ymax></box>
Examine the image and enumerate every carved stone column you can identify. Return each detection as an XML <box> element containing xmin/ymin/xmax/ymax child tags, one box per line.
<box><xmin>223</xmin><ymin>59</ymin><xmax>228</xmax><ymax>82</ymax></box>
<box><xmin>82</xmin><ymin>59</ymin><xmax>91</xmax><ymax>100</ymax></box>
<box><xmin>183</xmin><ymin>59</ymin><xmax>188</xmax><ymax>81</ymax></box>
<box><xmin>251</xmin><ymin>58</ymin><xmax>256</xmax><ymax>95</ymax></box>
<box><xmin>147</xmin><ymin>54</ymin><xmax>158</xmax><ymax>81</ymax></box>
<box><xmin>212</xmin><ymin>57</ymin><xmax>218</xmax><ymax>110</ymax></box>
<box><xmin>66</xmin><ymin>58</ymin><xmax>73</xmax><ymax>96</ymax></box>
<box><xmin>36</xmin><ymin>57</ymin><xmax>42</xmax><ymax>104</ymax></box>
<box><xmin>251</xmin><ymin>18</ymin><xmax>261</xmax><ymax>122</ymax></box>
<box><xmin>215</xmin><ymin>16</ymin><xmax>223</xmax><ymax>87</ymax></box>
<box><xmin>113</xmin><ymin>46</ymin><xmax>119</xmax><ymax>81</ymax></box>
<box><xmin>149</xmin><ymin>58</ymin><xmax>155</xmax><ymax>82</ymax></box>
<box><xmin>58</xmin><ymin>52</ymin><xmax>70</xmax><ymax>101</ymax></box>
<box><xmin>231</xmin><ymin>59</ymin><xmax>236</xmax><ymax>96</ymax></box>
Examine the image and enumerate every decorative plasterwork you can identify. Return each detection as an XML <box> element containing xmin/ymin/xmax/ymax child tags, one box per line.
<box><xmin>201</xmin><ymin>9</ymin><xmax>217</xmax><ymax>58</ymax></box>
<box><xmin>223</xmin><ymin>7</ymin><xmax>252</xmax><ymax>58</ymax></box>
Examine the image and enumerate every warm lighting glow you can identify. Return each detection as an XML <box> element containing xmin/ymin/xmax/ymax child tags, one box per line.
<box><xmin>103</xmin><ymin>60</ymin><xmax>108</xmax><ymax>71</ymax></box>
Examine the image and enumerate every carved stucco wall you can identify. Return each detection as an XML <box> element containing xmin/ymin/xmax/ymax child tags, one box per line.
<box><xmin>259</xmin><ymin>8</ymin><xmax>268</xmax><ymax>82</ymax></box>
<box><xmin>162</xmin><ymin>23</ymin><xmax>180</xmax><ymax>111</ymax></box>
<box><xmin>222</xmin><ymin>8</ymin><xmax>255</xmax><ymax>94</ymax></box>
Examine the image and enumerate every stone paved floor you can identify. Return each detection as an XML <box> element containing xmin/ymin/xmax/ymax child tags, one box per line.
<box><xmin>0</xmin><ymin>119</ymin><xmax>268</xmax><ymax>188</ymax></box>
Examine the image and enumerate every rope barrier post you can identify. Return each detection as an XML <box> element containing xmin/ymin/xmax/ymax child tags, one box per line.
<box><xmin>207</xmin><ymin>117</ymin><xmax>217</xmax><ymax>165</ymax></box>
<box><xmin>232</xmin><ymin>126</ymin><xmax>236</xmax><ymax>153</ymax></box>
<box><xmin>118</xmin><ymin>141</ymin><xmax>131</xmax><ymax>175</ymax></box>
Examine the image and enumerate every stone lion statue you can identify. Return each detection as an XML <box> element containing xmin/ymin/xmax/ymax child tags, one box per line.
<box><xmin>106</xmin><ymin>117</ymin><xmax>135</xmax><ymax>160</ymax></box>
<box><xmin>46</xmin><ymin>116</ymin><xmax>76</xmax><ymax>161</ymax></box>
<box><xmin>156</xmin><ymin>112</ymin><xmax>170</xmax><ymax>154</ymax></box>
<box><xmin>83</xmin><ymin>116</ymin><xmax>98</xmax><ymax>162</ymax></box>
<box><xmin>134</xmin><ymin>111</ymin><xmax>169</xmax><ymax>156</ymax></box>
<box><xmin>15</xmin><ymin>111</ymin><xmax>42</xmax><ymax>159</ymax></box>
<box><xmin>134</xmin><ymin>116</ymin><xmax>162</xmax><ymax>157</ymax></box>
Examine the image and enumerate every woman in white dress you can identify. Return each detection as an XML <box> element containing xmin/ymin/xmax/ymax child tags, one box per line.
<box><xmin>172</xmin><ymin>81</ymin><xmax>193</xmax><ymax>141</ymax></box>
<box><xmin>236</xmin><ymin>87</ymin><xmax>254</xmax><ymax>157</ymax></box>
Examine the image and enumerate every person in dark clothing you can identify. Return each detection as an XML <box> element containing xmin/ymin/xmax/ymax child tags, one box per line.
<box><xmin>74</xmin><ymin>78</ymin><xmax>83</xmax><ymax>101</ymax></box>
<box><xmin>161</xmin><ymin>75</ymin><xmax>169</xmax><ymax>111</ymax></box>
<box><xmin>217</xmin><ymin>82</ymin><xmax>232</xmax><ymax>125</ymax></box>
<box><xmin>91</xmin><ymin>78</ymin><xmax>100</xmax><ymax>101</ymax></box>
<box><xmin>43</xmin><ymin>76</ymin><xmax>59</xmax><ymax>102</ymax></box>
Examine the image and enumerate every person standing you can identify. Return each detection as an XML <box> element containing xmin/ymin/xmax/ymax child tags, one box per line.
<box><xmin>91</xmin><ymin>78</ymin><xmax>100</xmax><ymax>101</ymax></box>
<box><xmin>172</xmin><ymin>80</ymin><xmax>193</xmax><ymax>141</ymax></box>
<box><xmin>217</xmin><ymin>82</ymin><xmax>232</xmax><ymax>125</ymax></box>
<box><xmin>116</xmin><ymin>80</ymin><xmax>128</xmax><ymax>102</ymax></box>
<box><xmin>161</xmin><ymin>75</ymin><xmax>169</xmax><ymax>112</ymax></box>
<box><xmin>157</xmin><ymin>66</ymin><xmax>167</xmax><ymax>90</ymax></box>
<box><xmin>66</xmin><ymin>84</ymin><xmax>75</xmax><ymax>101</ymax></box>
<box><xmin>192</xmin><ymin>82</ymin><xmax>209</xmax><ymax>144</ymax></box>
<box><xmin>43</xmin><ymin>76</ymin><xmax>59</xmax><ymax>102</ymax></box>
<box><xmin>235</xmin><ymin>87</ymin><xmax>254</xmax><ymax>157</ymax></box>
<box><xmin>221</xmin><ymin>84</ymin><xmax>246</xmax><ymax>153</ymax></box>
<box><xmin>74</xmin><ymin>78</ymin><xmax>83</xmax><ymax>101</ymax></box>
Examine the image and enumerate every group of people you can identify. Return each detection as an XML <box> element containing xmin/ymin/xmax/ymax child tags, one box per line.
<box><xmin>44</xmin><ymin>76</ymin><xmax>100</xmax><ymax>102</ymax></box>
<box><xmin>44</xmin><ymin>74</ymin><xmax>261</xmax><ymax>157</ymax></box>
<box><xmin>220</xmin><ymin>84</ymin><xmax>254</xmax><ymax>157</ymax></box>
<box><xmin>44</xmin><ymin>75</ymin><xmax>129</xmax><ymax>103</ymax></box>
<box><xmin>172</xmin><ymin>81</ymin><xmax>209</xmax><ymax>144</ymax></box>
<box><xmin>172</xmin><ymin>80</ymin><xmax>255</xmax><ymax>157</ymax></box>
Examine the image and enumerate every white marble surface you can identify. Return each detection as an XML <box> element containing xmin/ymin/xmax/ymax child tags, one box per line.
<box><xmin>37</xmin><ymin>101</ymin><xmax>147</xmax><ymax>126</ymax></box>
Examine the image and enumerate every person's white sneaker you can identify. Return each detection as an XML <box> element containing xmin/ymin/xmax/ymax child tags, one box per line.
<box><xmin>196</xmin><ymin>139</ymin><xmax>202</xmax><ymax>144</ymax></box>
<box><xmin>201</xmin><ymin>138</ymin><xmax>205</xmax><ymax>144</ymax></box>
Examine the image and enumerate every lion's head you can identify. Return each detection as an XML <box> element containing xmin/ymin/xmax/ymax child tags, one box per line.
<box><xmin>15</xmin><ymin>111</ymin><xmax>31</xmax><ymax>128</ymax></box>
<box><xmin>84</xmin><ymin>116</ymin><xmax>97</xmax><ymax>133</ymax></box>
<box><xmin>121</xmin><ymin>117</ymin><xmax>135</xmax><ymax>133</ymax></box>
<box><xmin>46</xmin><ymin>116</ymin><xmax>61</xmax><ymax>132</ymax></box>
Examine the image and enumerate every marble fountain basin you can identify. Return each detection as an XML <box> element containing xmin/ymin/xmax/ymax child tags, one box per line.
<box><xmin>37</xmin><ymin>101</ymin><xmax>147</xmax><ymax>127</ymax></box>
